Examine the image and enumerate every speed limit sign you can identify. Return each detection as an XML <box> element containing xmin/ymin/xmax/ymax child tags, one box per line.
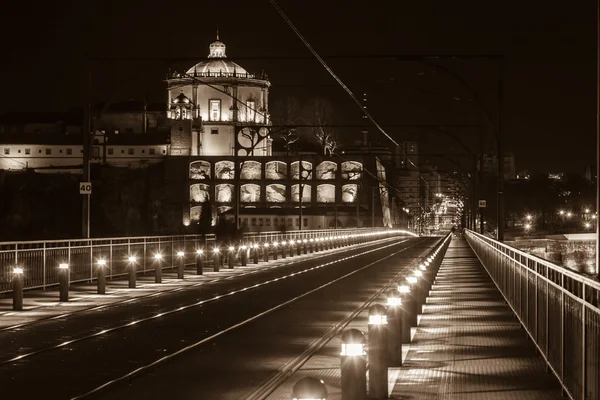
<box><xmin>80</xmin><ymin>182</ymin><xmax>92</xmax><ymax>195</ymax></box>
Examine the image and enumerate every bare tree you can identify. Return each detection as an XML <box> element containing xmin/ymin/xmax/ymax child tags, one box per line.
<box><xmin>306</xmin><ymin>97</ymin><xmax>337</xmax><ymax>155</ymax></box>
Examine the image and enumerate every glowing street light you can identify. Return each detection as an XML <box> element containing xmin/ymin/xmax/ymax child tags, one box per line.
<box><xmin>97</xmin><ymin>259</ymin><xmax>107</xmax><ymax>266</ymax></box>
<box><xmin>585</xmin><ymin>223</ymin><xmax>592</xmax><ymax>229</ymax></box>
<box><xmin>196</xmin><ymin>249</ymin><xmax>204</xmax><ymax>255</ymax></box>
<box><xmin>128</xmin><ymin>256</ymin><xmax>137</xmax><ymax>263</ymax></box>
<box><xmin>525</xmin><ymin>223</ymin><xmax>532</xmax><ymax>230</ymax></box>
<box><xmin>526</xmin><ymin>215</ymin><xmax>532</xmax><ymax>221</ymax></box>
<box><xmin>154</xmin><ymin>253</ymin><xmax>163</xmax><ymax>260</ymax></box>
<box><xmin>177</xmin><ymin>251</ymin><xmax>185</xmax><ymax>257</ymax></box>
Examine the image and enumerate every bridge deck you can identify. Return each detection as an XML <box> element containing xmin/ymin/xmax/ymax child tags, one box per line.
<box><xmin>391</xmin><ymin>237</ymin><xmax>563</xmax><ymax>399</ymax></box>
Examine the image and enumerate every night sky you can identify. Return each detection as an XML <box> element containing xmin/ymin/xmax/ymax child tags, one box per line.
<box><xmin>0</xmin><ymin>0</ymin><xmax>596</xmax><ymax>173</ymax></box>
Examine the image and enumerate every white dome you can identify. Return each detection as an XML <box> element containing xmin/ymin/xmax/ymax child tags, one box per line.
<box><xmin>185</xmin><ymin>36</ymin><xmax>251</xmax><ymax>78</ymax></box>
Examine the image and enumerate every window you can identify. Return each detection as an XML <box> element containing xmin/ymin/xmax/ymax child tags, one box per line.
<box><xmin>66</xmin><ymin>148</ymin><xmax>72</xmax><ymax>155</ymax></box>
<box><xmin>288</xmin><ymin>218</ymin><xmax>292</xmax><ymax>226</ymax></box>
<box><xmin>296</xmin><ymin>218</ymin><xmax>300</xmax><ymax>227</ymax></box>
<box><xmin>273</xmin><ymin>218</ymin><xmax>278</xmax><ymax>226</ymax></box>
<box><xmin>59</xmin><ymin>149</ymin><xmax>63</xmax><ymax>153</ymax></box>
<box><xmin>242</xmin><ymin>218</ymin><xmax>248</xmax><ymax>226</ymax></box>
<box><xmin>246</xmin><ymin>100</ymin><xmax>255</xmax><ymax>121</ymax></box>
<box><xmin>25</xmin><ymin>148</ymin><xmax>30</xmax><ymax>155</ymax></box>
<box><xmin>80</xmin><ymin>149</ymin><xmax>83</xmax><ymax>154</ymax></box>
<box><xmin>142</xmin><ymin>150</ymin><xmax>145</xmax><ymax>154</ymax></box>
<box><xmin>17</xmin><ymin>149</ymin><xmax>21</xmax><ymax>154</ymax></box>
<box><xmin>45</xmin><ymin>148</ymin><xmax>51</xmax><ymax>155</ymax></box>
<box><xmin>3</xmin><ymin>148</ymin><xmax>9</xmax><ymax>155</ymax></box>
<box><xmin>114</xmin><ymin>129</ymin><xmax>119</xmax><ymax>135</ymax></box>
<box><xmin>39</xmin><ymin>150</ymin><xmax>42</xmax><ymax>154</ymax></box>
<box><xmin>303</xmin><ymin>218</ymin><xmax>308</xmax><ymax>227</ymax></box>
<box><xmin>211</xmin><ymin>128</ymin><xmax>218</xmax><ymax>135</ymax></box>
<box><xmin>209</xmin><ymin>99</ymin><xmax>221</xmax><ymax>121</ymax></box>
<box><xmin>162</xmin><ymin>149</ymin><xmax>166</xmax><ymax>154</ymax></box>
<box><xmin>121</xmin><ymin>149</ymin><xmax>125</xmax><ymax>154</ymax></box>
<box><xmin>149</xmin><ymin>148</ymin><xmax>155</xmax><ymax>155</ymax></box>
<box><xmin>259</xmin><ymin>218</ymin><xmax>264</xmax><ymax>226</ymax></box>
<box><xmin>266</xmin><ymin>218</ymin><xmax>271</xmax><ymax>227</ymax></box>
<box><xmin>252</xmin><ymin>218</ymin><xmax>257</xmax><ymax>226</ymax></box>
<box><xmin>108</xmin><ymin>148</ymin><xmax>114</xmax><ymax>155</ymax></box>
<box><xmin>128</xmin><ymin>148</ymin><xmax>134</xmax><ymax>155</ymax></box>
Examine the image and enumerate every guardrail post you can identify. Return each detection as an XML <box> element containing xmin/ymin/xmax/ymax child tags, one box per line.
<box><xmin>340</xmin><ymin>329</ymin><xmax>366</xmax><ymax>400</ymax></box>
<box><xmin>368</xmin><ymin>304</ymin><xmax>388</xmax><ymax>399</ymax></box>
<box><xmin>176</xmin><ymin>251</ymin><xmax>185</xmax><ymax>279</ymax></box>
<box><xmin>241</xmin><ymin>246</ymin><xmax>248</xmax><ymax>266</ymax></box>
<box><xmin>291</xmin><ymin>377</ymin><xmax>328</xmax><ymax>400</ymax></box>
<box><xmin>154</xmin><ymin>254</ymin><xmax>163</xmax><ymax>283</ymax></box>
<box><xmin>196</xmin><ymin>249</ymin><xmax>204</xmax><ymax>274</ymax></box>
<box><xmin>228</xmin><ymin>247</ymin><xmax>235</xmax><ymax>269</ymax></box>
<box><xmin>261</xmin><ymin>243</ymin><xmax>268</xmax><ymax>262</ymax></box>
<box><xmin>59</xmin><ymin>263</ymin><xmax>69</xmax><ymax>302</ymax></box>
<box><xmin>399</xmin><ymin>284</ymin><xmax>413</xmax><ymax>343</ymax></box>
<box><xmin>213</xmin><ymin>247</ymin><xmax>221</xmax><ymax>272</ymax></box>
<box><xmin>12</xmin><ymin>267</ymin><xmax>24</xmax><ymax>311</ymax></box>
<box><xmin>97</xmin><ymin>259</ymin><xmax>107</xmax><ymax>294</ymax></box>
<box><xmin>128</xmin><ymin>257</ymin><xmax>137</xmax><ymax>289</ymax></box>
<box><xmin>386</xmin><ymin>289</ymin><xmax>403</xmax><ymax>366</ymax></box>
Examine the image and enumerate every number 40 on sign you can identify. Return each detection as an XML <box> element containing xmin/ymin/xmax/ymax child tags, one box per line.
<box><xmin>80</xmin><ymin>182</ymin><xmax>92</xmax><ymax>195</ymax></box>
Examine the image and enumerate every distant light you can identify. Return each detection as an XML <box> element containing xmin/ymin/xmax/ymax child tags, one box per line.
<box><xmin>281</xmin><ymin>241</ymin><xmax>287</xmax><ymax>246</ymax></box>
<box><xmin>241</xmin><ymin>245</ymin><xmax>247</xmax><ymax>250</ymax></box>
<box><xmin>387</xmin><ymin>296</ymin><xmax>401</xmax><ymax>306</ymax></box>
<box><xmin>273</xmin><ymin>242</ymin><xmax>278</xmax><ymax>246</ymax></box>
<box><xmin>585</xmin><ymin>223</ymin><xmax>591</xmax><ymax>229</ymax></box>
<box><xmin>526</xmin><ymin>215</ymin><xmax>532</xmax><ymax>221</ymax></box>
<box><xmin>253</xmin><ymin>244</ymin><xmax>259</xmax><ymax>249</ymax></box>
<box><xmin>196</xmin><ymin>249</ymin><xmax>204</xmax><ymax>255</ymax></box>
<box><xmin>264</xmin><ymin>243</ymin><xmax>269</xmax><ymax>248</ymax></box>
<box><xmin>59</xmin><ymin>263</ymin><xmax>69</xmax><ymax>269</ymax></box>
<box><xmin>128</xmin><ymin>256</ymin><xmax>136</xmax><ymax>263</ymax></box>
<box><xmin>13</xmin><ymin>267</ymin><xmax>24</xmax><ymax>274</ymax></box>
<box><xmin>340</xmin><ymin>343</ymin><xmax>364</xmax><ymax>356</ymax></box>
<box><xmin>525</xmin><ymin>223</ymin><xmax>532</xmax><ymax>230</ymax></box>
<box><xmin>398</xmin><ymin>285</ymin><xmax>410</xmax><ymax>293</ymax></box>
<box><xmin>98</xmin><ymin>259</ymin><xmax>107</xmax><ymax>266</ymax></box>
<box><xmin>213</xmin><ymin>248</ymin><xmax>220</xmax><ymax>253</ymax></box>
<box><xmin>177</xmin><ymin>251</ymin><xmax>184</xmax><ymax>257</ymax></box>
<box><xmin>368</xmin><ymin>314</ymin><xmax>387</xmax><ymax>325</ymax></box>
<box><xmin>229</xmin><ymin>246</ymin><xmax>235</xmax><ymax>252</ymax></box>
<box><xmin>154</xmin><ymin>253</ymin><xmax>163</xmax><ymax>260</ymax></box>
<box><xmin>414</xmin><ymin>269</ymin><xmax>423</xmax><ymax>277</ymax></box>
<box><xmin>585</xmin><ymin>208</ymin><xmax>590</xmax><ymax>213</ymax></box>
<box><xmin>406</xmin><ymin>276</ymin><xmax>418</xmax><ymax>284</ymax></box>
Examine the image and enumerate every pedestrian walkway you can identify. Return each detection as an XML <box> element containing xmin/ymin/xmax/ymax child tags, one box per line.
<box><xmin>266</xmin><ymin>236</ymin><xmax>564</xmax><ymax>399</ymax></box>
<box><xmin>0</xmin><ymin>244</ymin><xmax>359</xmax><ymax>330</ymax></box>
<box><xmin>391</xmin><ymin>237</ymin><xmax>563</xmax><ymax>399</ymax></box>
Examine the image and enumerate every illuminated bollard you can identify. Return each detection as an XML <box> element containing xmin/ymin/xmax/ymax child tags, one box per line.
<box><xmin>399</xmin><ymin>284</ymin><xmax>413</xmax><ymax>343</ymax></box>
<box><xmin>228</xmin><ymin>247</ymin><xmax>235</xmax><ymax>269</ymax></box>
<box><xmin>127</xmin><ymin>256</ymin><xmax>137</xmax><ymax>289</ymax></box>
<box><xmin>387</xmin><ymin>289</ymin><xmax>403</xmax><ymax>366</ymax></box>
<box><xmin>240</xmin><ymin>246</ymin><xmax>248</xmax><ymax>266</ymax></box>
<box><xmin>307</xmin><ymin>238</ymin><xmax>313</xmax><ymax>253</ymax></box>
<box><xmin>12</xmin><ymin>267</ymin><xmax>24</xmax><ymax>311</ymax></box>
<box><xmin>368</xmin><ymin>304</ymin><xmax>388</xmax><ymax>400</ymax></box>
<box><xmin>253</xmin><ymin>244</ymin><xmax>259</xmax><ymax>264</ymax></box>
<box><xmin>196</xmin><ymin>249</ymin><xmax>204</xmax><ymax>275</ymax></box>
<box><xmin>340</xmin><ymin>329</ymin><xmax>367</xmax><ymax>400</ymax></box>
<box><xmin>413</xmin><ymin>268</ymin><xmax>425</xmax><ymax>308</ymax></box>
<box><xmin>303</xmin><ymin>239</ymin><xmax>308</xmax><ymax>254</ymax></box>
<box><xmin>212</xmin><ymin>247</ymin><xmax>220</xmax><ymax>272</ymax></box>
<box><xmin>154</xmin><ymin>253</ymin><xmax>163</xmax><ymax>283</ymax></box>
<box><xmin>272</xmin><ymin>242</ymin><xmax>279</xmax><ymax>260</ymax></box>
<box><xmin>176</xmin><ymin>251</ymin><xmax>185</xmax><ymax>279</ymax></box>
<box><xmin>315</xmin><ymin>238</ymin><xmax>320</xmax><ymax>252</ymax></box>
<box><xmin>263</xmin><ymin>243</ymin><xmax>270</xmax><ymax>263</ymax></box>
<box><xmin>59</xmin><ymin>263</ymin><xmax>69</xmax><ymax>302</ymax></box>
<box><xmin>291</xmin><ymin>376</ymin><xmax>328</xmax><ymax>400</ymax></box>
<box><xmin>297</xmin><ymin>239</ymin><xmax>302</xmax><ymax>256</ymax></box>
<box><xmin>289</xmin><ymin>240</ymin><xmax>295</xmax><ymax>257</ymax></box>
<box><xmin>97</xmin><ymin>259</ymin><xmax>107</xmax><ymax>294</ymax></box>
<box><xmin>405</xmin><ymin>276</ymin><xmax>419</xmax><ymax>328</ymax></box>
<box><xmin>281</xmin><ymin>241</ymin><xmax>287</xmax><ymax>259</ymax></box>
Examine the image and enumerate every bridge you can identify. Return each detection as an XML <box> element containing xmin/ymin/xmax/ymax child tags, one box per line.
<box><xmin>0</xmin><ymin>228</ymin><xmax>597</xmax><ymax>399</ymax></box>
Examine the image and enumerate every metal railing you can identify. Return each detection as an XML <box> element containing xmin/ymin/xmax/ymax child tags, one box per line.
<box><xmin>465</xmin><ymin>229</ymin><xmax>600</xmax><ymax>400</ymax></box>
<box><xmin>242</xmin><ymin>228</ymin><xmax>415</xmax><ymax>243</ymax></box>
<box><xmin>0</xmin><ymin>234</ymin><xmax>215</xmax><ymax>293</ymax></box>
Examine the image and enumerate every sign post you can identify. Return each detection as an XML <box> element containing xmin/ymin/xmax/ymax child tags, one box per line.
<box><xmin>478</xmin><ymin>200</ymin><xmax>486</xmax><ymax>234</ymax></box>
<box><xmin>80</xmin><ymin>182</ymin><xmax>92</xmax><ymax>195</ymax></box>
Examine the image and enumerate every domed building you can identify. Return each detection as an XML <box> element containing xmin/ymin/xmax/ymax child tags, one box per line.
<box><xmin>166</xmin><ymin>34</ymin><xmax>272</xmax><ymax>157</ymax></box>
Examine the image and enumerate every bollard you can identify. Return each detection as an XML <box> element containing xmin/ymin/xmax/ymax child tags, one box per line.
<box><xmin>308</xmin><ymin>238</ymin><xmax>314</xmax><ymax>253</ymax></box>
<box><xmin>196</xmin><ymin>249</ymin><xmax>204</xmax><ymax>275</ymax></box>
<box><xmin>297</xmin><ymin>239</ymin><xmax>302</xmax><ymax>256</ymax></box>
<box><xmin>228</xmin><ymin>247</ymin><xmax>235</xmax><ymax>269</ymax></box>
<box><xmin>177</xmin><ymin>251</ymin><xmax>185</xmax><ymax>279</ymax></box>
<box><xmin>272</xmin><ymin>242</ymin><xmax>279</xmax><ymax>260</ymax></box>
<box><xmin>399</xmin><ymin>284</ymin><xmax>413</xmax><ymax>343</ymax></box>
<box><xmin>127</xmin><ymin>256</ymin><xmax>137</xmax><ymax>289</ymax></box>
<box><xmin>303</xmin><ymin>239</ymin><xmax>308</xmax><ymax>254</ymax></box>
<box><xmin>241</xmin><ymin>246</ymin><xmax>248</xmax><ymax>266</ymax></box>
<box><xmin>281</xmin><ymin>241</ymin><xmax>287</xmax><ymax>259</ymax></box>
<box><xmin>406</xmin><ymin>276</ymin><xmax>419</xmax><ymax>326</ymax></box>
<box><xmin>97</xmin><ymin>259</ymin><xmax>107</xmax><ymax>294</ymax></box>
<box><xmin>386</xmin><ymin>289</ymin><xmax>403</xmax><ymax>366</ymax></box>
<box><xmin>314</xmin><ymin>238</ymin><xmax>320</xmax><ymax>252</ymax></box>
<box><xmin>340</xmin><ymin>329</ymin><xmax>367</xmax><ymax>400</ymax></box>
<box><xmin>263</xmin><ymin>243</ymin><xmax>270</xmax><ymax>262</ymax></box>
<box><xmin>59</xmin><ymin>263</ymin><xmax>69</xmax><ymax>302</ymax></box>
<box><xmin>413</xmin><ymin>268</ymin><xmax>424</xmax><ymax>310</ymax></box>
<box><xmin>12</xmin><ymin>267</ymin><xmax>24</xmax><ymax>311</ymax></box>
<box><xmin>253</xmin><ymin>244</ymin><xmax>259</xmax><ymax>264</ymax></box>
<box><xmin>368</xmin><ymin>304</ymin><xmax>388</xmax><ymax>399</ymax></box>
<box><xmin>291</xmin><ymin>376</ymin><xmax>328</xmax><ymax>400</ymax></box>
<box><xmin>212</xmin><ymin>247</ymin><xmax>220</xmax><ymax>272</ymax></box>
<box><xmin>289</xmin><ymin>240</ymin><xmax>295</xmax><ymax>257</ymax></box>
<box><xmin>154</xmin><ymin>253</ymin><xmax>163</xmax><ymax>283</ymax></box>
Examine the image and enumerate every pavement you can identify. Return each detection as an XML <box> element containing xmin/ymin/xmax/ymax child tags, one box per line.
<box><xmin>0</xmin><ymin>240</ymin><xmax>382</xmax><ymax>330</ymax></box>
<box><xmin>265</xmin><ymin>236</ymin><xmax>564</xmax><ymax>400</ymax></box>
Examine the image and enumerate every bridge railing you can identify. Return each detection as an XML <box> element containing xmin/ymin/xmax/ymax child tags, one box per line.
<box><xmin>0</xmin><ymin>234</ymin><xmax>215</xmax><ymax>293</ymax></box>
<box><xmin>242</xmin><ymin>227</ymin><xmax>415</xmax><ymax>243</ymax></box>
<box><xmin>465</xmin><ymin>229</ymin><xmax>600</xmax><ymax>400</ymax></box>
